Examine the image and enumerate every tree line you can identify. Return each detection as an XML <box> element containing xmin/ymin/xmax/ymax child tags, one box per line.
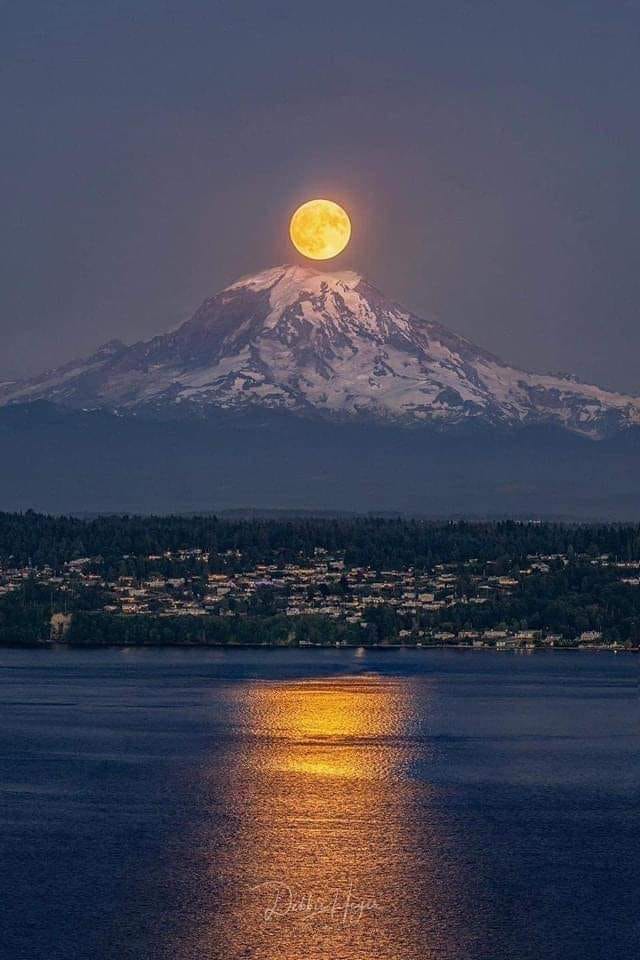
<box><xmin>3</xmin><ymin>511</ymin><xmax>640</xmax><ymax>570</ymax></box>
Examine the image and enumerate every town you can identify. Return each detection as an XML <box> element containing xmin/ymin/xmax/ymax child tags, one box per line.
<box><xmin>2</xmin><ymin>541</ymin><xmax>638</xmax><ymax>649</ymax></box>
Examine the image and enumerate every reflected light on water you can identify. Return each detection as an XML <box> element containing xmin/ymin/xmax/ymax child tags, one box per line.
<box><xmin>170</xmin><ymin>674</ymin><xmax>471</xmax><ymax>960</ymax></box>
<box><xmin>252</xmin><ymin>677</ymin><xmax>409</xmax><ymax>780</ymax></box>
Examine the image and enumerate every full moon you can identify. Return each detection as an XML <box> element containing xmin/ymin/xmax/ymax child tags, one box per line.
<box><xmin>289</xmin><ymin>199</ymin><xmax>351</xmax><ymax>260</ymax></box>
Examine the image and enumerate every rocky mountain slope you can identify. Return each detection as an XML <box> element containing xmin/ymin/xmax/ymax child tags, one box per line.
<box><xmin>2</xmin><ymin>265</ymin><xmax>638</xmax><ymax>438</ymax></box>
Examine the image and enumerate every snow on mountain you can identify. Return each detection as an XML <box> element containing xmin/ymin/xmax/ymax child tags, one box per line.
<box><xmin>1</xmin><ymin>264</ymin><xmax>638</xmax><ymax>438</ymax></box>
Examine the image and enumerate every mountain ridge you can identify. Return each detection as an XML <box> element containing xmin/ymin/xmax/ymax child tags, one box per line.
<box><xmin>2</xmin><ymin>264</ymin><xmax>638</xmax><ymax>438</ymax></box>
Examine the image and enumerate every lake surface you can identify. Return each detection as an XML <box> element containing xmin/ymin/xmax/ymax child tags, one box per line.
<box><xmin>0</xmin><ymin>648</ymin><xmax>637</xmax><ymax>960</ymax></box>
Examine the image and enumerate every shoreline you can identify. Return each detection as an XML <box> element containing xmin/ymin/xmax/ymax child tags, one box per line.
<box><xmin>1</xmin><ymin>642</ymin><xmax>637</xmax><ymax>653</ymax></box>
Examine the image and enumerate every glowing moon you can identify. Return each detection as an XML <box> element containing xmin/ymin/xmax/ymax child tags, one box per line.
<box><xmin>289</xmin><ymin>199</ymin><xmax>351</xmax><ymax>260</ymax></box>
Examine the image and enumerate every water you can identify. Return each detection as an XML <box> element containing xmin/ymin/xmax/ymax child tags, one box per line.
<box><xmin>0</xmin><ymin>648</ymin><xmax>637</xmax><ymax>960</ymax></box>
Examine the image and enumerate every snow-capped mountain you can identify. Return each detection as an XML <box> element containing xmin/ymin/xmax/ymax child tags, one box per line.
<box><xmin>2</xmin><ymin>264</ymin><xmax>639</xmax><ymax>438</ymax></box>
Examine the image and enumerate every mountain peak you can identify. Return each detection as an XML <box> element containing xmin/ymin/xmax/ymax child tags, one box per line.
<box><xmin>1</xmin><ymin>265</ymin><xmax>639</xmax><ymax>438</ymax></box>
<box><xmin>223</xmin><ymin>264</ymin><xmax>367</xmax><ymax>325</ymax></box>
<box><xmin>226</xmin><ymin>263</ymin><xmax>363</xmax><ymax>294</ymax></box>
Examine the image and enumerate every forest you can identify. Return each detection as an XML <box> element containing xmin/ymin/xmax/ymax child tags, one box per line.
<box><xmin>2</xmin><ymin>510</ymin><xmax>640</xmax><ymax>569</ymax></box>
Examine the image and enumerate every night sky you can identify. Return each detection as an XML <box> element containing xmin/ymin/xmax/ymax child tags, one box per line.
<box><xmin>2</xmin><ymin>1</ymin><xmax>639</xmax><ymax>393</ymax></box>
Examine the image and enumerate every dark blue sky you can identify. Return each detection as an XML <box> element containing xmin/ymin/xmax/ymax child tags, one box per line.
<box><xmin>2</xmin><ymin>1</ymin><xmax>639</xmax><ymax>391</ymax></box>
